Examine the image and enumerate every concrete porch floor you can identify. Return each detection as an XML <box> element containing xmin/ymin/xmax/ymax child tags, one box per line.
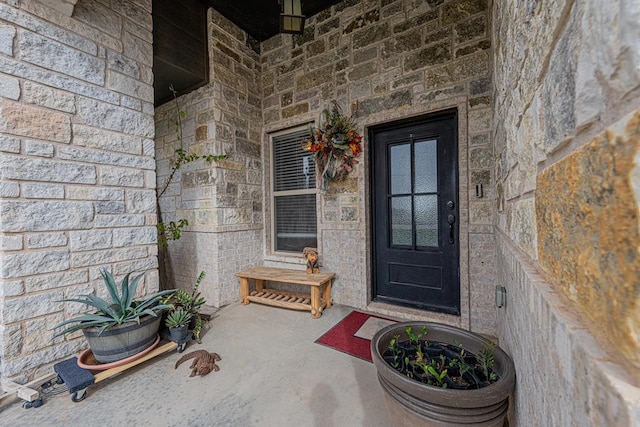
<box><xmin>0</xmin><ymin>303</ymin><xmax>391</xmax><ymax>426</ymax></box>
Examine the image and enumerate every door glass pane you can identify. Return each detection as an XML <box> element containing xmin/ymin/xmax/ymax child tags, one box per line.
<box><xmin>415</xmin><ymin>139</ymin><xmax>437</xmax><ymax>193</ymax></box>
<box><xmin>391</xmin><ymin>196</ymin><xmax>412</xmax><ymax>246</ymax></box>
<box><xmin>416</xmin><ymin>195</ymin><xmax>438</xmax><ymax>247</ymax></box>
<box><xmin>390</xmin><ymin>144</ymin><xmax>411</xmax><ymax>194</ymax></box>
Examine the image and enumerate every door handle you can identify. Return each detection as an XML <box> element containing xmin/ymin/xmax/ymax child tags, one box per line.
<box><xmin>447</xmin><ymin>214</ymin><xmax>455</xmax><ymax>244</ymax></box>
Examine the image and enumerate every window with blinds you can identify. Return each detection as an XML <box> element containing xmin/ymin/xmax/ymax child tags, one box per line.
<box><xmin>271</xmin><ymin>127</ymin><xmax>317</xmax><ymax>253</ymax></box>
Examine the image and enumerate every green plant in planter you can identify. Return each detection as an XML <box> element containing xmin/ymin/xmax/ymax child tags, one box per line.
<box><xmin>478</xmin><ymin>343</ymin><xmax>498</xmax><ymax>383</ymax></box>
<box><xmin>383</xmin><ymin>325</ymin><xmax>501</xmax><ymax>390</ymax></box>
<box><xmin>388</xmin><ymin>334</ymin><xmax>402</xmax><ymax>369</ymax></box>
<box><xmin>449</xmin><ymin>351</ymin><xmax>471</xmax><ymax>377</ymax></box>
<box><xmin>163</xmin><ymin>271</ymin><xmax>207</xmax><ymax>342</ymax></box>
<box><xmin>405</xmin><ymin>325</ymin><xmax>427</xmax><ymax>346</ymax></box>
<box><xmin>425</xmin><ymin>361</ymin><xmax>448</xmax><ymax>388</ymax></box>
<box><xmin>53</xmin><ymin>269</ymin><xmax>174</xmax><ymax>336</ymax></box>
<box><xmin>165</xmin><ymin>307</ymin><xmax>192</xmax><ymax>329</ymax></box>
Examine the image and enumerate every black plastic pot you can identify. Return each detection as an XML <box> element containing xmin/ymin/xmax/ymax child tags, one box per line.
<box><xmin>168</xmin><ymin>326</ymin><xmax>189</xmax><ymax>343</ymax></box>
<box><xmin>188</xmin><ymin>316</ymin><xmax>198</xmax><ymax>330</ymax></box>
<box><xmin>371</xmin><ymin>322</ymin><xmax>516</xmax><ymax>427</ymax></box>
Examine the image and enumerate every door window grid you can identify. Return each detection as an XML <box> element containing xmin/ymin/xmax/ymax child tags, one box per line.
<box><xmin>388</xmin><ymin>139</ymin><xmax>438</xmax><ymax>249</ymax></box>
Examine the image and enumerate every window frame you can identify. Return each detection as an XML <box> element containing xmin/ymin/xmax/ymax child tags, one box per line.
<box><xmin>269</xmin><ymin>124</ymin><xmax>318</xmax><ymax>256</ymax></box>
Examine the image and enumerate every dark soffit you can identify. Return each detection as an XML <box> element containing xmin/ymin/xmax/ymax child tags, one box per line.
<box><xmin>207</xmin><ymin>0</ymin><xmax>345</xmax><ymax>42</ymax></box>
<box><xmin>154</xmin><ymin>0</ymin><xmax>344</xmax><ymax>105</ymax></box>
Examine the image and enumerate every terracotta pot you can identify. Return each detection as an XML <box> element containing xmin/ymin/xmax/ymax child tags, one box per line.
<box><xmin>371</xmin><ymin>322</ymin><xmax>516</xmax><ymax>427</ymax></box>
<box><xmin>82</xmin><ymin>315</ymin><xmax>162</xmax><ymax>363</ymax></box>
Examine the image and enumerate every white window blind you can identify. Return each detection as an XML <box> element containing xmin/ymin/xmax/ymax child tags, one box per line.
<box><xmin>271</xmin><ymin>127</ymin><xmax>317</xmax><ymax>253</ymax></box>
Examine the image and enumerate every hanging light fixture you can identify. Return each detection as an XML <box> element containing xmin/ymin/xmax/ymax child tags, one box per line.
<box><xmin>279</xmin><ymin>0</ymin><xmax>306</xmax><ymax>35</ymax></box>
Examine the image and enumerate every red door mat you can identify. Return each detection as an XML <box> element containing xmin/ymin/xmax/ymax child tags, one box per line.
<box><xmin>315</xmin><ymin>311</ymin><xmax>396</xmax><ymax>362</ymax></box>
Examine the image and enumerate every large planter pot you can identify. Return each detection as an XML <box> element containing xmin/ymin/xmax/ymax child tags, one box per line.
<box><xmin>371</xmin><ymin>322</ymin><xmax>515</xmax><ymax>427</ymax></box>
<box><xmin>82</xmin><ymin>315</ymin><xmax>162</xmax><ymax>363</ymax></box>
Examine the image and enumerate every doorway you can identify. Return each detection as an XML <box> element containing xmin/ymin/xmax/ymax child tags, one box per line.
<box><xmin>370</xmin><ymin>110</ymin><xmax>460</xmax><ymax>315</ymax></box>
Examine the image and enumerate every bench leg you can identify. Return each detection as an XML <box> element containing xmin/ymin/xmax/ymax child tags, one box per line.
<box><xmin>240</xmin><ymin>278</ymin><xmax>250</xmax><ymax>304</ymax></box>
<box><xmin>322</xmin><ymin>279</ymin><xmax>333</xmax><ymax>308</ymax></box>
<box><xmin>256</xmin><ymin>279</ymin><xmax>264</xmax><ymax>292</ymax></box>
<box><xmin>310</xmin><ymin>286</ymin><xmax>321</xmax><ymax>318</ymax></box>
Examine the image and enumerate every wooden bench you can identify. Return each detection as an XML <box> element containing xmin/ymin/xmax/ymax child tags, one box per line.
<box><xmin>236</xmin><ymin>266</ymin><xmax>334</xmax><ymax>318</ymax></box>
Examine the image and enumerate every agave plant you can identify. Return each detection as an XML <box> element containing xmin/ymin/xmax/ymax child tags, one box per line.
<box><xmin>165</xmin><ymin>307</ymin><xmax>192</xmax><ymax>329</ymax></box>
<box><xmin>54</xmin><ymin>268</ymin><xmax>174</xmax><ymax>336</ymax></box>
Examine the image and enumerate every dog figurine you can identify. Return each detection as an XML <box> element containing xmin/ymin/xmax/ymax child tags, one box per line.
<box><xmin>302</xmin><ymin>247</ymin><xmax>320</xmax><ymax>274</ymax></box>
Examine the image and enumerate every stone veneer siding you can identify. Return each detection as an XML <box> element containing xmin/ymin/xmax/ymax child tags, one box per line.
<box><xmin>260</xmin><ymin>0</ymin><xmax>496</xmax><ymax>334</ymax></box>
<box><xmin>154</xmin><ymin>9</ymin><xmax>264</xmax><ymax>307</ymax></box>
<box><xmin>497</xmin><ymin>235</ymin><xmax>640</xmax><ymax>425</ymax></box>
<box><xmin>0</xmin><ymin>0</ymin><xmax>158</xmax><ymax>382</ymax></box>
<box><xmin>157</xmin><ymin>0</ymin><xmax>498</xmax><ymax>336</ymax></box>
<box><xmin>493</xmin><ymin>0</ymin><xmax>640</xmax><ymax>424</ymax></box>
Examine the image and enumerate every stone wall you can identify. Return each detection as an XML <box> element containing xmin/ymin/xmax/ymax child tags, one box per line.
<box><xmin>260</xmin><ymin>0</ymin><xmax>496</xmax><ymax>334</ymax></box>
<box><xmin>497</xmin><ymin>234</ymin><xmax>639</xmax><ymax>425</ymax></box>
<box><xmin>154</xmin><ymin>9</ymin><xmax>263</xmax><ymax>306</ymax></box>
<box><xmin>537</xmin><ymin>111</ymin><xmax>640</xmax><ymax>368</ymax></box>
<box><xmin>0</xmin><ymin>0</ymin><xmax>157</xmax><ymax>382</ymax></box>
<box><xmin>493</xmin><ymin>0</ymin><xmax>640</xmax><ymax>423</ymax></box>
<box><xmin>155</xmin><ymin>0</ymin><xmax>499</xmax><ymax>334</ymax></box>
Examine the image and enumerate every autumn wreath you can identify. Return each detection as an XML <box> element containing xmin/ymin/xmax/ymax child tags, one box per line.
<box><xmin>301</xmin><ymin>101</ymin><xmax>363</xmax><ymax>188</ymax></box>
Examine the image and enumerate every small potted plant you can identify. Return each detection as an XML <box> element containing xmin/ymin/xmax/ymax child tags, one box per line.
<box><xmin>165</xmin><ymin>307</ymin><xmax>192</xmax><ymax>344</ymax></box>
<box><xmin>164</xmin><ymin>271</ymin><xmax>207</xmax><ymax>342</ymax></box>
<box><xmin>53</xmin><ymin>268</ymin><xmax>174</xmax><ymax>363</ymax></box>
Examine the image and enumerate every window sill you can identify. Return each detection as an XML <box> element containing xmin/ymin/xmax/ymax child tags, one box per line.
<box><xmin>264</xmin><ymin>253</ymin><xmax>307</xmax><ymax>266</ymax></box>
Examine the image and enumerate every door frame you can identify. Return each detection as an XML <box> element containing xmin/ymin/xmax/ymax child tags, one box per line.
<box><xmin>369</xmin><ymin>109</ymin><xmax>459</xmax><ymax>313</ymax></box>
<box><xmin>365</xmin><ymin>101</ymin><xmax>471</xmax><ymax>329</ymax></box>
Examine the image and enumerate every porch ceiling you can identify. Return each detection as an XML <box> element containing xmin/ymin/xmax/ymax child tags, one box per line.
<box><xmin>207</xmin><ymin>0</ymin><xmax>344</xmax><ymax>42</ymax></box>
<box><xmin>154</xmin><ymin>0</ymin><xmax>343</xmax><ymax>104</ymax></box>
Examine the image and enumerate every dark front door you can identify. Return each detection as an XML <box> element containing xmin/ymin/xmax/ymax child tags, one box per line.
<box><xmin>371</xmin><ymin>111</ymin><xmax>459</xmax><ymax>315</ymax></box>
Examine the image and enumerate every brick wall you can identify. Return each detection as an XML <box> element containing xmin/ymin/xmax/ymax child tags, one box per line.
<box><xmin>0</xmin><ymin>0</ymin><xmax>157</xmax><ymax>382</ymax></box>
